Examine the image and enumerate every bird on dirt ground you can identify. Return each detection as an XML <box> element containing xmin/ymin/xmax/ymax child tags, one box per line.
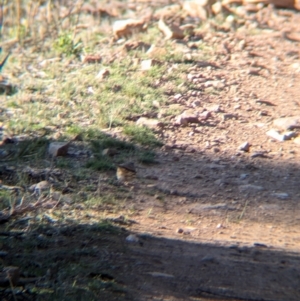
<box><xmin>116</xmin><ymin>162</ymin><xmax>136</xmax><ymax>182</ymax></box>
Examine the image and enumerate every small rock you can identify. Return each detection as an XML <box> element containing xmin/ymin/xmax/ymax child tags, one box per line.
<box><xmin>266</xmin><ymin>129</ymin><xmax>297</xmax><ymax>141</ymax></box>
<box><xmin>113</xmin><ymin>19</ymin><xmax>147</xmax><ymax>39</ymax></box>
<box><xmin>183</xmin><ymin>0</ymin><xmax>207</xmax><ymax>20</ymax></box>
<box><xmin>96</xmin><ymin>68</ymin><xmax>110</xmax><ymax>80</ymax></box>
<box><xmin>212</xmin><ymin>1</ymin><xmax>222</xmax><ymax>14</ymax></box>
<box><xmin>177</xmin><ymin>228</ymin><xmax>184</xmax><ymax>234</ymax></box>
<box><xmin>198</xmin><ymin>111</ymin><xmax>211</xmax><ymax>120</ymax></box>
<box><xmin>126</xmin><ymin>234</ymin><xmax>139</xmax><ymax>243</ymax></box>
<box><xmin>147</xmin><ymin>272</ymin><xmax>174</xmax><ymax>278</ymax></box>
<box><xmin>239</xmin><ymin>173</ymin><xmax>249</xmax><ymax>180</ymax></box>
<box><xmin>174</xmin><ymin>110</ymin><xmax>199</xmax><ymax>125</ymax></box>
<box><xmin>123</xmin><ymin>41</ymin><xmax>151</xmax><ymax>52</ymax></box>
<box><xmin>222</xmin><ymin>113</ymin><xmax>238</xmax><ymax>121</ymax></box>
<box><xmin>136</xmin><ymin>117</ymin><xmax>162</xmax><ymax>129</ymax></box>
<box><xmin>48</xmin><ymin>141</ymin><xmax>70</xmax><ymax>157</ymax></box>
<box><xmin>158</xmin><ymin>18</ymin><xmax>184</xmax><ymax>40</ymax></box>
<box><xmin>82</xmin><ymin>54</ymin><xmax>102</xmax><ymax>64</ymax></box>
<box><xmin>201</xmin><ymin>255</ymin><xmax>216</xmax><ymax>263</ymax></box>
<box><xmin>266</xmin><ymin>129</ymin><xmax>285</xmax><ymax>141</ymax></box>
<box><xmin>205</xmin><ymin>104</ymin><xmax>220</xmax><ymax>112</ymax></box>
<box><xmin>253</xmin><ymin>242</ymin><xmax>268</xmax><ymax>248</ymax></box>
<box><xmin>102</xmin><ymin>148</ymin><xmax>118</xmax><ymax>156</ymax></box>
<box><xmin>204</xmin><ymin>80</ymin><xmax>225</xmax><ymax>90</ymax></box>
<box><xmin>29</xmin><ymin>181</ymin><xmax>51</xmax><ymax>194</ymax></box>
<box><xmin>239</xmin><ymin>184</ymin><xmax>264</xmax><ymax>192</ymax></box>
<box><xmin>152</xmin><ymin>100</ymin><xmax>160</xmax><ymax>108</ymax></box>
<box><xmin>141</xmin><ymin>59</ymin><xmax>161</xmax><ymax>70</ymax></box>
<box><xmin>173</xmin><ymin>93</ymin><xmax>182</xmax><ymax>100</ymax></box>
<box><xmin>283</xmin><ymin>131</ymin><xmax>298</xmax><ymax>140</ymax></box>
<box><xmin>271</xmin><ymin>192</ymin><xmax>289</xmax><ymax>200</ymax></box>
<box><xmin>238</xmin><ymin>141</ymin><xmax>250</xmax><ymax>152</ymax></box>
<box><xmin>251</xmin><ymin>151</ymin><xmax>269</xmax><ymax>158</ymax></box>
<box><xmin>273</xmin><ymin>116</ymin><xmax>300</xmax><ymax>130</ymax></box>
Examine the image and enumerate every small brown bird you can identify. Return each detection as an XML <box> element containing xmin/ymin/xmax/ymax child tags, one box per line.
<box><xmin>116</xmin><ymin>162</ymin><xmax>136</xmax><ymax>182</ymax></box>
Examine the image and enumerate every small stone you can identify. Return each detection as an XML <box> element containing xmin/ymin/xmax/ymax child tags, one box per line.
<box><xmin>102</xmin><ymin>148</ymin><xmax>118</xmax><ymax>156</ymax></box>
<box><xmin>141</xmin><ymin>59</ymin><xmax>161</xmax><ymax>70</ymax></box>
<box><xmin>82</xmin><ymin>54</ymin><xmax>102</xmax><ymax>64</ymax></box>
<box><xmin>48</xmin><ymin>141</ymin><xmax>70</xmax><ymax>157</ymax></box>
<box><xmin>206</xmin><ymin>104</ymin><xmax>220</xmax><ymax>112</ymax></box>
<box><xmin>273</xmin><ymin>116</ymin><xmax>300</xmax><ymax>130</ymax></box>
<box><xmin>201</xmin><ymin>255</ymin><xmax>216</xmax><ymax>263</ymax></box>
<box><xmin>96</xmin><ymin>68</ymin><xmax>110</xmax><ymax>80</ymax></box>
<box><xmin>238</xmin><ymin>142</ymin><xmax>250</xmax><ymax>152</ymax></box>
<box><xmin>212</xmin><ymin>1</ymin><xmax>222</xmax><ymax>14</ymax></box>
<box><xmin>29</xmin><ymin>181</ymin><xmax>51</xmax><ymax>194</ymax></box>
<box><xmin>152</xmin><ymin>100</ymin><xmax>160</xmax><ymax>108</ymax></box>
<box><xmin>158</xmin><ymin>18</ymin><xmax>184</xmax><ymax>40</ymax></box>
<box><xmin>173</xmin><ymin>93</ymin><xmax>182</xmax><ymax>100</ymax></box>
<box><xmin>204</xmin><ymin>80</ymin><xmax>225</xmax><ymax>90</ymax></box>
<box><xmin>113</xmin><ymin>19</ymin><xmax>147</xmax><ymax>39</ymax></box>
<box><xmin>239</xmin><ymin>173</ymin><xmax>249</xmax><ymax>180</ymax></box>
<box><xmin>266</xmin><ymin>129</ymin><xmax>285</xmax><ymax>141</ymax></box>
<box><xmin>271</xmin><ymin>192</ymin><xmax>289</xmax><ymax>200</ymax></box>
<box><xmin>174</xmin><ymin>110</ymin><xmax>199</xmax><ymax>125</ymax></box>
<box><xmin>198</xmin><ymin>111</ymin><xmax>211</xmax><ymax>120</ymax></box>
<box><xmin>177</xmin><ymin>228</ymin><xmax>184</xmax><ymax>234</ymax></box>
<box><xmin>282</xmin><ymin>131</ymin><xmax>298</xmax><ymax>140</ymax></box>
<box><xmin>126</xmin><ymin>234</ymin><xmax>139</xmax><ymax>242</ymax></box>
<box><xmin>147</xmin><ymin>272</ymin><xmax>174</xmax><ymax>278</ymax></box>
<box><xmin>183</xmin><ymin>0</ymin><xmax>207</xmax><ymax>20</ymax></box>
<box><xmin>253</xmin><ymin>243</ymin><xmax>268</xmax><ymax>248</ymax></box>
<box><xmin>239</xmin><ymin>184</ymin><xmax>264</xmax><ymax>192</ymax></box>
<box><xmin>136</xmin><ymin>117</ymin><xmax>162</xmax><ymax>129</ymax></box>
<box><xmin>251</xmin><ymin>151</ymin><xmax>268</xmax><ymax>158</ymax></box>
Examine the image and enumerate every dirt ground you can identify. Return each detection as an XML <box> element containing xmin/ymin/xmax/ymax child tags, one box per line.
<box><xmin>1</xmin><ymin>3</ymin><xmax>300</xmax><ymax>301</ymax></box>
<box><xmin>101</xmin><ymin>7</ymin><xmax>300</xmax><ymax>301</ymax></box>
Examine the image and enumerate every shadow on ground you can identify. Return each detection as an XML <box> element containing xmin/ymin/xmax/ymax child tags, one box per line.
<box><xmin>1</xmin><ymin>221</ymin><xmax>299</xmax><ymax>301</ymax></box>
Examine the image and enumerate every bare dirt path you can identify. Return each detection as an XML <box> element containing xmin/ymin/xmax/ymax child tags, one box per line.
<box><xmin>104</xmin><ymin>7</ymin><xmax>300</xmax><ymax>301</ymax></box>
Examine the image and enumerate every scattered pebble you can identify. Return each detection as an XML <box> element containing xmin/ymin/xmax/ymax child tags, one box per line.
<box><xmin>147</xmin><ymin>272</ymin><xmax>174</xmax><ymax>278</ymax></box>
<box><xmin>271</xmin><ymin>192</ymin><xmax>289</xmax><ymax>200</ymax></box>
<box><xmin>48</xmin><ymin>141</ymin><xmax>70</xmax><ymax>157</ymax></box>
<box><xmin>126</xmin><ymin>234</ymin><xmax>139</xmax><ymax>243</ymax></box>
<box><xmin>266</xmin><ymin>129</ymin><xmax>297</xmax><ymax>141</ymax></box>
<box><xmin>238</xmin><ymin>141</ymin><xmax>250</xmax><ymax>152</ymax></box>
<box><xmin>239</xmin><ymin>184</ymin><xmax>264</xmax><ymax>192</ymax></box>
<box><xmin>273</xmin><ymin>116</ymin><xmax>300</xmax><ymax>130</ymax></box>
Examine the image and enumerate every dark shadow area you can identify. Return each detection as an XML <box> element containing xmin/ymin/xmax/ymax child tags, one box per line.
<box><xmin>0</xmin><ymin>128</ymin><xmax>299</xmax><ymax>301</ymax></box>
<box><xmin>0</xmin><ymin>221</ymin><xmax>299</xmax><ymax>301</ymax></box>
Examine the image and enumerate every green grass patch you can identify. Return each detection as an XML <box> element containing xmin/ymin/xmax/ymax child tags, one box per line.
<box><xmin>123</xmin><ymin>125</ymin><xmax>163</xmax><ymax>147</ymax></box>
